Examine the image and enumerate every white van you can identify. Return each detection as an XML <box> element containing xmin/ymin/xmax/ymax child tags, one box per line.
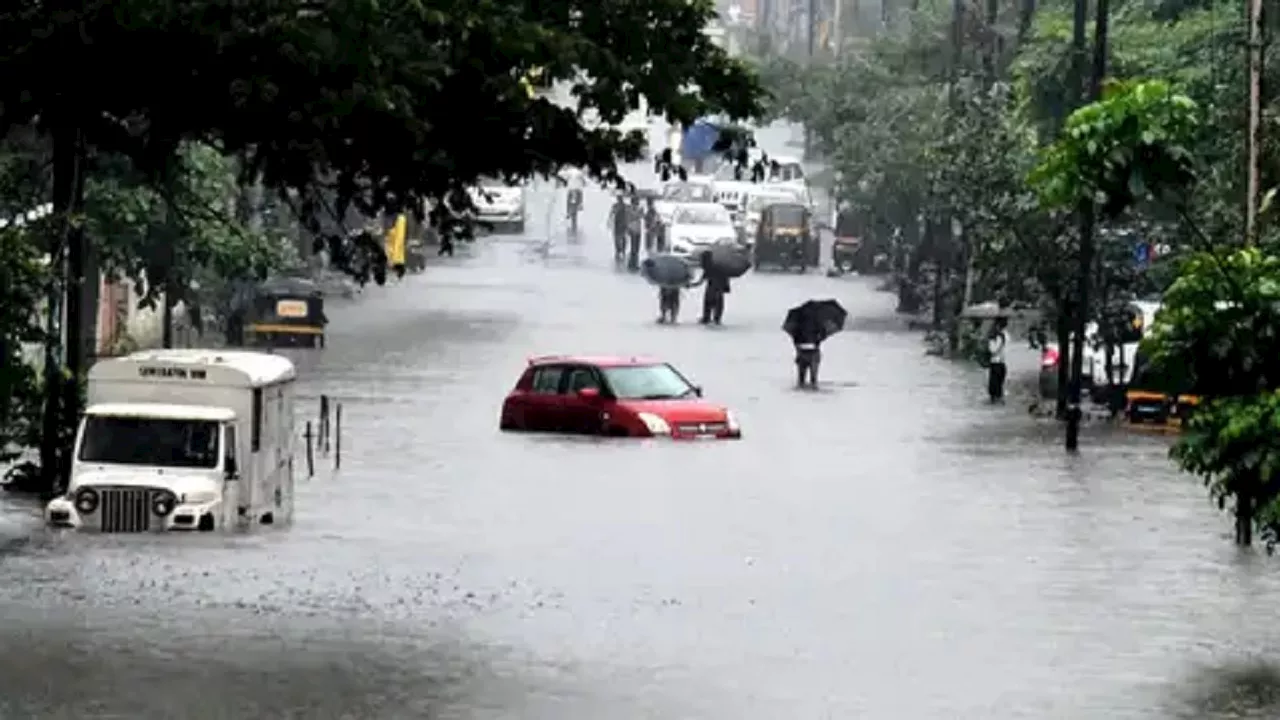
<box><xmin>46</xmin><ymin>349</ymin><xmax>298</xmax><ymax>533</ymax></box>
<box><xmin>1091</xmin><ymin>300</ymin><xmax>1163</xmax><ymax>390</ymax></box>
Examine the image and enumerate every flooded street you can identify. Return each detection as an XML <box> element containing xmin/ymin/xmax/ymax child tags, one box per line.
<box><xmin>2</xmin><ymin>125</ymin><xmax>1279</xmax><ymax>719</ymax></box>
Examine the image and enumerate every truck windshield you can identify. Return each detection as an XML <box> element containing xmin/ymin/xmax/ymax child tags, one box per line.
<box><xmin>78</xmin><ymin>416</ymin><xmax>220</xmax><ymax>469</ymax></box>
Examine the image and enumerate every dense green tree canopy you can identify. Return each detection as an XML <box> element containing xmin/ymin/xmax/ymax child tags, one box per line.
<box><xmin>0</xmin><ymin>0</ymin><xmax>763</xmax><ymax>229</ymax></box>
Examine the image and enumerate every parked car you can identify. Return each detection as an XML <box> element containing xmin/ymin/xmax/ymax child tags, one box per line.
<box><xmin>500</xmin><ymin>355</ymin><xmax>741</xmax><ymax>439</ymax></box>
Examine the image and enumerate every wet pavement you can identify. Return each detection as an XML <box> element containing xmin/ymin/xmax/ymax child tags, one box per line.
<box><xmin>2</xmin><ymin>123</ymin><xmax>1280</xmax><ymax>719</ymax></box>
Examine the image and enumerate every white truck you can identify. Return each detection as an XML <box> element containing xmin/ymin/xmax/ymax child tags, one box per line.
<box><xmin>46</xmin><ymin>349</ymin><xmax>298</xmax><ymax>533</ymax></box>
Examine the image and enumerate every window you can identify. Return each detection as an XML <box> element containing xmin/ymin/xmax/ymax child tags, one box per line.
<box><xmin>601</xmin><ymin>364</ymin><xmax>696</xmax><ymax>400</ymax></box>
<box><xmin>530</xmin><ymin>366</ymin><xmax>565</xmax><ymax>394</ymax></box>
<box><xmin>251</xmin><ymin>388</ymin><xmax>262</xmax><ymax>451</ymax></box>
<box><xmin>564</xmin><ymin>367</ymin><xmax>601</xmax><ymax>393</ymax></box>
<box><xmin>78</xmin><ymin>416</ymin><xmax>220</xmax><ymax>469</ymax></box>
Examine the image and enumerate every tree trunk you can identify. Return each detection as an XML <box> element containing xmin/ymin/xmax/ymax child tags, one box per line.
<box><xmin>39</xmin><ymin>124</ymin><xmax>87</xmax><ymax>493</ymax></box>
<box><xmin>1055</xmin><ymin>302</ymin><xmax>1070</xmax><ymax>419</ymax></box>
<box><xmin>1017</xmin><ymin>0</ymin><xmax>1036</xmax><ymax>45</ymax></box>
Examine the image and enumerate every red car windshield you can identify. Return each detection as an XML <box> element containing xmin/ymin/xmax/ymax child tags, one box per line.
<box><xmin>602</xmin><ymin>364</ymin><xmax>697</xmax><ymax>400</ymax></box>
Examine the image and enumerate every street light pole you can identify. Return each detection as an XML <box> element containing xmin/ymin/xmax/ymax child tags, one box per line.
<box><xmin>803</xmin><ymin>0</ymin><xmax>816</xmax><ymax>160</ymax></box>
<box><xmin>1065</xmin><ymin>0</ymin><xmax>1108</xmax><ymax>451</ymax></box>
<box><xmin>1245</xmin><ymin>0</ymin><xmax>1264</xmax><ymax>246</ymax></box>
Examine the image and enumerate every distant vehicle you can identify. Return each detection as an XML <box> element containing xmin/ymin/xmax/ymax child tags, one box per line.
<box><xmin>1038</xmin><ymin>323</ymin><xmax>1099</xmax><ymax>401</ymax></box>
<box><xmin>500</xmin><ymin>355</ymin><xmax>741</xmax><ymax>438</ymax></box>
<box><xmin>232</xmin><ymin>276</ymin><xmax>326</xmax><ymax>349</ymax></box>
<box><xmin>752</xmin><ymin>202</ymin><xmax>817</xmax><ymax>272</ymax></box>
<box><xmin>1089</xmin><ymin>300</ymin><xmax>1162</xmax><ymax>395</ymax></box>
<box><xmin>666</xmin><ymin>203</ymin><xmax>739</xmax><ymax>260</ymax></box>
<box><xmin>654</xmin><ymin>181</ymin><xmax>716</xmax><ymax>226</ymax></box>
<box><xmin>1124</xmin><ymin>347</ymin><xmax>1199</xmax><ymax>430</ymax></box>
<box><xmin>743</xmin><ymin>187</ymin><xmax>805</xmax><ymax>245</ymax></box>
<box><xmin>46</xmin><ymin>349</ymin><xmax>298</xmax><ymax>533</ymax></box>
<box><xmin>466</xmin><ymin>178</ymin><xmax>526</xmax><ymax>234</ymax></box>
<box><xmin>711</xmin><ymin>180</ymin><xmax>753</xmax><ymax>226</ymax></box>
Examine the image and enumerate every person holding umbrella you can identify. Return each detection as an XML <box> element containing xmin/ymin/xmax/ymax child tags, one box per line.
<box><xmin>642</xmin><ymin>254</ymin><xmax>694</xmax><ymax>323</ymax></box>
<box><xmin>783</xmin><ymin>299</ymin><xmax>848</xmax><ymax>389</ymax></box>
<box><xmin>987</xmin><ymin>317</ymin><xmax>1009</xmax><ymax>403</ymax></box>
<box><xmin>695</xmin><ymin>249</ymin><xmax>732</xmax><ymax>325</ymax></box>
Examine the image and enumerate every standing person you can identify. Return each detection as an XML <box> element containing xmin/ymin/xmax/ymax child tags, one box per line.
<box><xmin>792</xmin><ymin>314</ymin><xmax>823</xmax><ymax>389</ymax></box>
<box><xmin>987</xmin><ymin>317</ymin><xmax>1009</xmax><ymax>403</ymax></box>
<box><xmin>643</xmin><ymin>196</ymin><xmax>663</xmax><ymax>252</ymax></box>
<box><xmin>607</xmin><ymin>194</ymin><xmax>628</xmax><ymax>261</ymax></box>
<box><xmin>695</xmin><ymin>250</ymin><xmax>730</xmax><ymax>325</ymax></box>
<box><xmin>626</xmin><ymin>195</ymin><xmax>643</xmax><ymax>271</ymax></box>
<box><xmin>564</xmin><ymin>168</ymin><xmax>585</xmax><ymax>229</ymax></box>
<box><xmin>657</xmin><ymin>285</ymin><xmax>682</xmax><ymax>324</ymax></box>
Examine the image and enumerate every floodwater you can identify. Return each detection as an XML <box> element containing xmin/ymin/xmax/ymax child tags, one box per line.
<box><xmin>2</xmin><ymin>123</ymin><xmax>1279</xmax><ymax>720</ymax></box>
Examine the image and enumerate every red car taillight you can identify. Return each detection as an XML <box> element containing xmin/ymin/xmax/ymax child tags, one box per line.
<box><xmin>1041</xmin><ymin>348</ymin><xmax>1059</xmax><ymax>367</ymax></box>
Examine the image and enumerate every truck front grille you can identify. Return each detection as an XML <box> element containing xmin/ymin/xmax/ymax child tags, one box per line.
<box><xmin>99</xmin><ymin>487</ymin><xmax>154</xmax><ymax>533</ymax></box>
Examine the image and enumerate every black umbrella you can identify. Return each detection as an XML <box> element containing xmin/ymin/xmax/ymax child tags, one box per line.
<box><xmin>642</xmin><ymin>254</ymin><xmax>693</xmax><ymax>288</ymax></box>
<box><xmin>705</xmin><ymin>245</ymin><xmax>751</xmax><ymax>278</ymax></box>
<box><xmin>783</xmin><ymin>299</ymin><xmax>848</xmax><ymax>344</ymax></box>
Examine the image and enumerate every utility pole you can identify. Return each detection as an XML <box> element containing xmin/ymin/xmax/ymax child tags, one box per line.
<box><xmin>1065</xmin><ymin>0</ymin><xmax>1108</xmax><ymax>452</ymax></box>
<box><xmin>832</xmin><ymin>0</ymin><xmax>842</xmax><ymax>56</ymax></box>
<box><xmin>803</xmin><ymin>0</ymin><xmax>817</xmax><ymax>160</ymax></box>
<box><xmin>1245</xmin><ymin>0</ymin><xmax>1264</xmax><ymax>246</ymax></box>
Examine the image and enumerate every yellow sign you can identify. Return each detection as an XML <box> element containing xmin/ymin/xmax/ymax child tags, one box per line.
<box><xmin>276</xmin><ymin>300</ymin><xmax>308</xmax><ymax>318</ymax></box>
<box><xmin>775</xmin><ymin>226</ymin><xmax>802</xmax><ymax>236</ymax></box>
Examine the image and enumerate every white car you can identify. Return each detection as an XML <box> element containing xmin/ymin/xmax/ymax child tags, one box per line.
<box><xmin>667</xmin><ymin>203</ymin><xmax>739</xmax><ymax>260</ymax></box>
<box><xmin>467</xmin><ymin>179</ymin><xmax>526</xmax><ymax>233</ymax></box>
<box><xmin>654</xmin><ymin>181</ymin><xmax>716</xmax><ymax>225</ymax></box>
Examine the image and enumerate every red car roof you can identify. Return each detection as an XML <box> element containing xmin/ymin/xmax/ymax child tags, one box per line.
<box><xmin>526</xmin><ymin>354</ymin><xmax>663</xmax><ymax>368</ymax></box>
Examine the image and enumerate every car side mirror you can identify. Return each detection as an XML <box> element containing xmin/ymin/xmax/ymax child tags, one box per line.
<box><xmin>692</xmin><ymin>386</ymin><xmax>703</xmax><ymax>397</ymax></box>
<box><xmin>577</xmin><ymin>387</ymin><xmax>601</xmax><ymax>401</ymax></box>
<box><xmin>224</xmin><ymin>456</ymin><xmax>238</xmax><ymax>480</ymax></box>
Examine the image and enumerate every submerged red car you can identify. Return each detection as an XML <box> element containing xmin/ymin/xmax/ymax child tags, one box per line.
<box><xmin>500</xmin><ymin>355</ymin><xmax>741</xmax><ymax>439</ymax></box>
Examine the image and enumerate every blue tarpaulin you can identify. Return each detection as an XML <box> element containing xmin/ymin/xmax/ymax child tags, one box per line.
<box><xmin>681</xmin><ymin>120</ymin><xmax>720</xmax><ymax>161</ymax></box>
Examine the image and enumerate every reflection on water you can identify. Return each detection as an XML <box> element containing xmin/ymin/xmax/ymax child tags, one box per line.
<box><xmin>1171</xmin><ymin>661</ymin><xmax>1280</xmax><ymax>719</ymax></box>
<box><xmin>1</xmin><ymin>141</ymin><xmax>1279</xmax><ymax>718</ymax></box>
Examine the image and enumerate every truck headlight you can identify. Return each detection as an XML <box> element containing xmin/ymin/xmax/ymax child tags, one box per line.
<box><xmin>724</xmin><ymin>411</ymin><xmax>740</xmax><ymax>431</ymax></box>
<box><xmin>637</xmin><ymin>412</ymin><xmax>671</xmax><ymax>436</ymax></box>
<box><xmin>151</xmin><ymin>491</ymin><xmax>177</xmax><ymax>517</ymax></box>
<box><xmin>73</xmin><ymin>487</ymin><xmax>99</xmax><ymax>514</ymax></box>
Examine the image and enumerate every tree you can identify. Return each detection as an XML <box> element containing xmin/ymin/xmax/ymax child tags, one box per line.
<box><xmin>0</xmin><ymin>0</ymin><xmax>765</xmax><ymax>489</ymax></box>
<box><xmin>1148</xmin><ymin>249</ymin><xmax>1280</xmax><ymax>548</ymax></box>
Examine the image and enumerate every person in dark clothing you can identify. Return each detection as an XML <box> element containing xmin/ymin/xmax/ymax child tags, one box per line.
<box><xmin>657</xmin><ymin>286</ymin><xmax>681</xmax><ymax>323</ymax></box>
<box><xmin>643</xmin><ymin>197</ymin><xmax>663</xmax><ymax>252</ymax></box>
<box><xmin>608</xmin><ymin>195</ymin><xmax>629</xmax><ymax>261</ymax></box>
<box><xmin>987</xmin><ymin>317</ymin><xmax>1009</xmax><ymax>403</ymax></box>
<box><xmin>792</xmin><ymin>315</ymin><xmax>824</xmax><ymax>389</ymax></box>
<box><xmin>694</xmin><ymin>250</ymin><xmax>730</xmax><ymax>325</ymax></box>
<box><xmin>626</xmin><ymin>195</ymin><xmax>643</xmax><ymax>271</ymax></box>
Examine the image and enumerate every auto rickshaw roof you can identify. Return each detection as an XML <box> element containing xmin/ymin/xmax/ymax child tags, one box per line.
<box><xmin>258</xmin><ymin>276</ymin><xmax>323</xmax><ymax>297</ymax></box>
<box><xmin>763</xmin><ymin>201</ymin><xmax>808</xmax><ymax>213</ymax></box>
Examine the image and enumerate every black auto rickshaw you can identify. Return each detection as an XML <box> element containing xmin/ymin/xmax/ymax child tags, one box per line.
<box><xmin>831</xmin><ymin>209</ymin><xmax>862</xmax><ymax>273</ymax></box>
<box><xmin>753</xmin><ymin>202</ymin><xmax>818</xmax><ymax>272</ymax></box>
<box><xmin>240</xmin><ymin>277</ymin><xmax>327</xmax><ymax>349</ymax></box>
<box><xmin>1124</xmin><ymin>348</ymin><xmax>1199</xmax><ymax>429</ymax></box>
